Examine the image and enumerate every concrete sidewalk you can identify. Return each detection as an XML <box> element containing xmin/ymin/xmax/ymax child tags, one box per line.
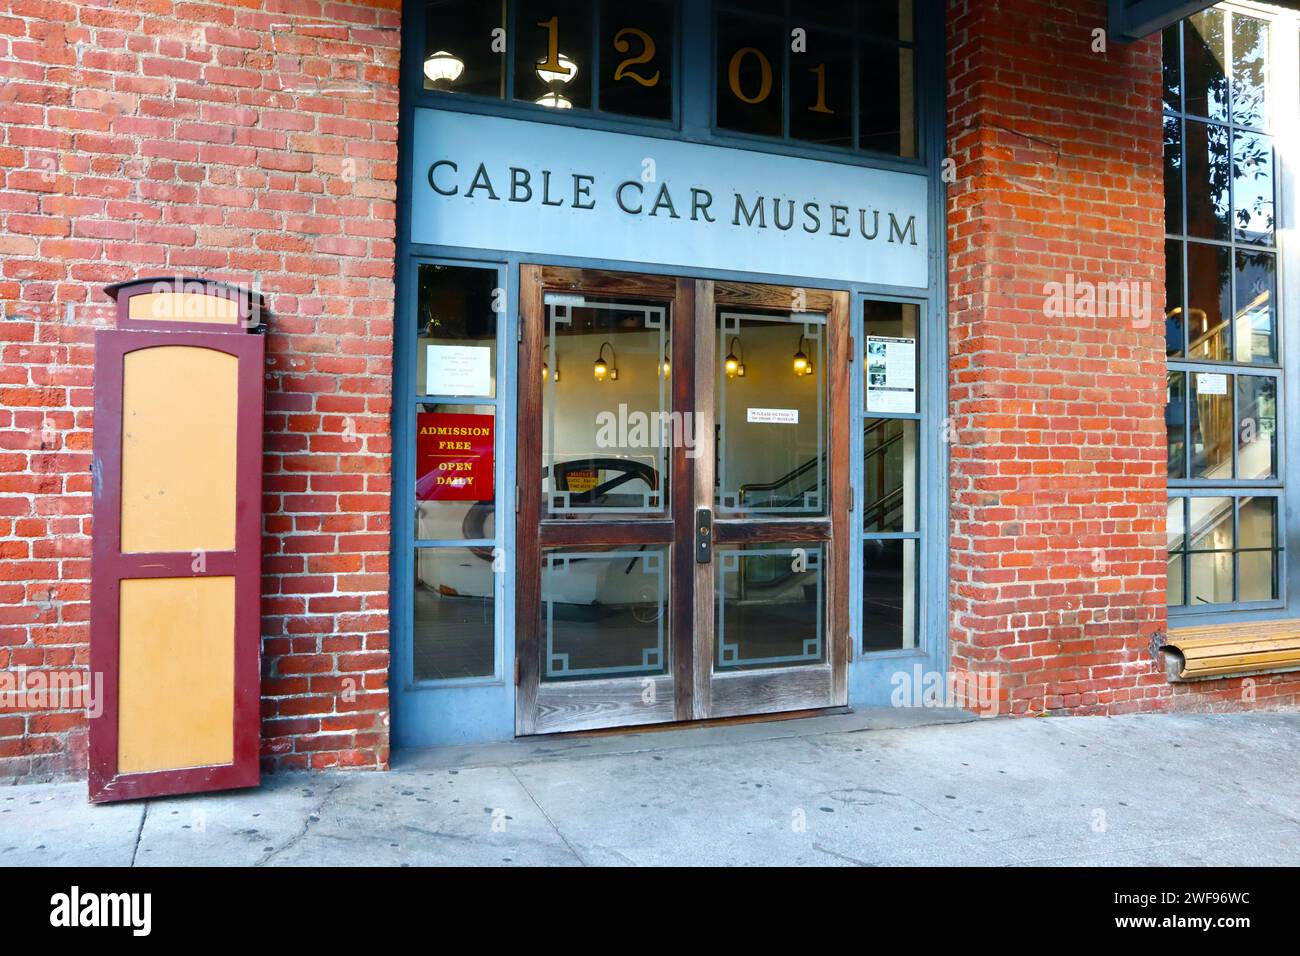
<box><xmin>3</xmin><ymin>712</ymin><xmax>1297</xmax><ymax>866</ymax></box>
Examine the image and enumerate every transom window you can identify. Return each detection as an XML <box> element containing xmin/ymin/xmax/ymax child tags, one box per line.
<box><xmin>418</xmin><ymin>1</ymin><xmax>920</xmax><ymax>159</ymax></box>
<box><xmin>422</xmin><ymin>0</ymin><xmax>677</xmax><ymax>120</ymax></box>
<box><xmin>714</xmin><ymin>0</ymin><xmax>916</xmax><ymax>156</ymax></box>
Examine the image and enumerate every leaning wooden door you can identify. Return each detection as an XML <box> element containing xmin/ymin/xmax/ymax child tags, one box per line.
<box><xmin>516</xmin><ymin>266</ymin><xmax>698</xmax><ymax>734</ymax></box>
<box><xmin>89</xmin><ymin>279</ymin><xmax>264</xmax><ymax>802</ymax></box>
<box><xmin>691</xmin><ymin>281</ymin><xmax>851</xmax><ymax>718</ymax></box>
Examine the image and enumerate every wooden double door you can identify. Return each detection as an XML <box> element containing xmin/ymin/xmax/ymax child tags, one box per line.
<box><xmin>516</xmin><ymin>266</ymin><xmax>850</xmax><ymax>734</ymax></box>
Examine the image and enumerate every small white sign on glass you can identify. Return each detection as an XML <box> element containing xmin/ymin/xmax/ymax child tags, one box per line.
<box><xmin>866</xmin><ymin>335</ymin><xmax>917</xmax><ymax>414</ymax></box>
<box><xmin>1196</xmin><ymin>372</ymin><xmax>1228</xmax><ymax>396</ymax></box>
<box><xmin>747</xmin><ymin>407</ymin><xmax>800</xmax><ymax>424</ymax></box>
<box><xmin>426</xmin><ymin>344</ymin><xmax>492</xmax><ymax>397</ymax></box>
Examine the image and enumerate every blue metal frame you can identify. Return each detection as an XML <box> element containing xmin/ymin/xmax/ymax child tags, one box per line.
<box><xmin>391</xmin><ymin>0</ymin><xmax>949</xmax><ymax>747</ymax></box>
<box><xmin>848</xmin><ymin>291</ymin><xmax>946</xmax><ymax>705</ymax></box>
<box><xmin>1162</xmin><ymin>3</ymin><xmax>1300</xmax><ymax>627</ymax></box>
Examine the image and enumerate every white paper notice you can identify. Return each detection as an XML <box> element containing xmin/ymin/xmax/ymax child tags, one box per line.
<box><xmin>1196</xmin><ymin>372</ymin><xmax>1227</xmax><ymax>396</ymax></box>
<box><xmin>866</xmin><ymin>335</ymin><xmax>917</xmax><ymax>414</ymax></box>
<box><xmin>426</xmin><ymin>345</ymin><xmax>492</xmax><ymax>397</ymax></box>
<box><xmin>747</xmin><ymin>407</ymin><xmax>799</xmax><ymax>424</ymax></box>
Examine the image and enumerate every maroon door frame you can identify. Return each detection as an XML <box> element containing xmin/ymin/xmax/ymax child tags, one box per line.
<box><xmin>89</xmin><ymin>320</ymin><xmax>264</xmax><ymax>803</ymax></box>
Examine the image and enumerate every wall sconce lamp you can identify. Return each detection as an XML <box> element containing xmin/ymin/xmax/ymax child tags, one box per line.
<box><xmin>724</xmin><ymin>336</ymin><xmax>746</xmax><ymax>379</ymax></box>
<box><xmin>792</xmin><ymin>335</ymin><xmax>813</xmax><ymax>377</ymax></box>
<box><xmin>660</xmin><ymin>335</ymin><xmax>671</xmax><ymax>380</ymax></box>
<box><xmin>535</xmin><ymin>51</ymin><xmax>578</xmax><ymax>108</ymax></box>
<box><xmin>424</xmin><ymin>50</ymin><xmax>465</xmax><ymax>89</ymax></box>
<box><xmin>593</xmin><ymin>341</ymin><xmax>618</xmax><ymax>382</ymax></box>
<box><xmin>542</xmin><ymin>344</ymin><xmax>560</xmax><ymax>383</ymax></box>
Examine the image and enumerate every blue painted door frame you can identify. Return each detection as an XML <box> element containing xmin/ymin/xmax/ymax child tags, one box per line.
<box><xmin>391</xmin><ymin>0</ymin><xmax>949</xmax><ymax>747</ymax></box>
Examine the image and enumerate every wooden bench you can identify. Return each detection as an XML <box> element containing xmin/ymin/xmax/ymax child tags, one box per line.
<box><xmin>1162</xmin><ymin>621</ymin><xmax>1300</xmax><ymax>681</ymax></box>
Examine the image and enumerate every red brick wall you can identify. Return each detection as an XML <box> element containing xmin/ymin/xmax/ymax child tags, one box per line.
<box><xmin>946</xmin><ymin>0</ymin><xmax>1300</xmax><ymax>716</ymax></box>
<box><xmin>0</xmin><ymin>0</ymin><xmax>400</xmax><ymax>781</ymax></box>
<box><xmin>946</xmin><ymin>0</ymin><xmax>1170</xmax><ymax>715</ymax></box>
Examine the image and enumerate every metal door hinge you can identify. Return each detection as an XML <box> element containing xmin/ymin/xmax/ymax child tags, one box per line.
<box><xmin>514</xmin><ymin>657</ymin><xmax>520</xmax><ymax>686</ymax></box>
<box><xmin>848</xmin><ymin>486</ymin><xmax>854</xmax><ymax>512</ymax></box>
<box><xmin>847</xmin><ymin>639</ymin><xmax>854</xmax><ymax>662</ymax></box>
<box><xmin>515</xmin><ymin>485</ymin><xmax>520</xmax><ymax>514</ymax></box>
<box><xmin>848</xmin><ymin>335</ymin><xmax>854</xmax><ymax>362</ymax></box>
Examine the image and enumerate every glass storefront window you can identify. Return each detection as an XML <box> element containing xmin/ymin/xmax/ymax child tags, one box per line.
<box><xmin>1165</xmin><ymin>240</ymin><xmax>1184</xmax><ymax>357</ymax></box>
<box><xmin>863</xmin><ymin>538</ymin><xmax>917</xmax><ymax>651</ymax></box>
<box><xmin>416</xmin><ymin>264</ymin><xmax>499</xmax><ymax>398</ymax></box>
<box><xmin>1236</xmin><ymin>375</ymin><xmax>1276</xmax><ymax>479</ymax></box>
<box><xmin>1167</xmin><ymin>494</ymin><xmax>1282</xmax><ymax>608</ymax></box>
<box><xmin>1184</xmin><ymin>9</ymin><xmax>1228</xmax><ymax>122</ymax></box>
<box><xmin>1167</xmin><ymin>371</ymin><xmax>1186</xmax><ymax>478</ymax></box>
<box><xmin>1185</xmin><ymin>242</ymin><xmax>1231</xmax><ymax>360</ymax></box>
<box><xmin>864</xmin><ymin>418</ymin><xmax>916</xmax><ymax>533</ymax></box>
<box><xmin>1163</xmin><ymin>7</ymin><xmax>1284</xmax><ymax>614</ymax></box>
<box><xmin>413</xmin><ymin>547</ymin><xmax>497</xmax><ymax>680</ymax></box>
<box><xmin>1230</xmin><ymin>13</ymin><xmax>1269</xmax><ymax>128</ymax></box>
<box><xmin>861</xmin><ymin>298</ymin><xmax>921</xmax><ymax>651</ymax></box>
<box><xmin>406</xmin><ymin>263</ymin><xmax>504</xmax><ymax>684</ymax></box>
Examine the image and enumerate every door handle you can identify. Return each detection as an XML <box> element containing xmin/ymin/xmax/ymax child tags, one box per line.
<box><xmin>695</xmin><ymin>508</ymin><xmax>712</xmax><ymax>564</ymax></box>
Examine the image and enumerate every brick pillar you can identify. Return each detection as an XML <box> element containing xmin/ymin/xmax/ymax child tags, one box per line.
<box><xmin>945</xmin><ymin>0</ymin><xmax>1169</xmax><ymax>715</ymax></box>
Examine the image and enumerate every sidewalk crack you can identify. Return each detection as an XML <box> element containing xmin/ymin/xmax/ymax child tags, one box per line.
<box><xmin>255</xmin><ymin>778</ymin><xmax>346</xmax><ymax>867</ymax></box>
<box><xmin>129</xmin><ymin>802</ymin><xmax>148</xmax><ymax>868</ymax></box>
<box><xmin>508</xmin><ymin>766</ymin><xmax>587</xmax><ymax>866</ymax></box>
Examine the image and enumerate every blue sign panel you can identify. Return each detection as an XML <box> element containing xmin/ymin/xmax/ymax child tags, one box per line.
<box><xmin>411</xmin><ymin>109</ymin><xmax>929</xmax><ymax>288</ymax></box>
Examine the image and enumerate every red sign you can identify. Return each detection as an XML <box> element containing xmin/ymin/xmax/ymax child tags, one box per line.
<box><xmin>416</xmin><ymin>412</ymin><xmax>494</xmax><ymax>501</ymax></box>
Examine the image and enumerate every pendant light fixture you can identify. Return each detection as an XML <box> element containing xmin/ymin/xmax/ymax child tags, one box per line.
<box><xmin>423</xmin><ymin>50</ymin><xmax>465</xmax><ymax>89</ymax></box>
<box><xmin>534</xmin><ymin>91</ymin><xmax>574</xmax><ymax>108</ymax></box>
<box><xmin>535</xmin><ymin>50</ymin><xmax>577</xmax><ymax>109</ymax></box>
<box><xmin>792</xmin><ymin>334</ymin><xmax>812</xmax><ymax>377</ymax></box>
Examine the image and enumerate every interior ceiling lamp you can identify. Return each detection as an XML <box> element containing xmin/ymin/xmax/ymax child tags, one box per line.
<box><xmin>535</xmin><ymin>52</ymin><xmax>577</xmax><ymax>108</ymax></box>
<box><xmin>724</xmin><ymin>336</ymin><xmax>746</xmax><ymax>379</ymax></box>
<box><xmin>593</xmin><ymin>341</ymin><xmax>618</xmax><ymax>382</ymax></box>
<box><xmin>424</xmin><ymin>50</ymin><xmax>465</xmax><ymax>89</ymax></box>
<box><xmin>792</xmin><ymin>335</ymin><xmax>813</xmax><ymax>377</ymax></box>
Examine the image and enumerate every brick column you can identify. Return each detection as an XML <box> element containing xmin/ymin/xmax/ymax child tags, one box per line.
<box><xmin>945</xmin><ymin>0</ymin><xmax>1169</xmax><ymax>715</ymax></box>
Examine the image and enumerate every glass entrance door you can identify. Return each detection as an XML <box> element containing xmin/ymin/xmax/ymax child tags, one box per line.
<box><xmin>516</xmin><ymin>266</ymin><xmax>849</xmax><ymax>734</ymax></box>
<box><xmin>700</xmin><ymin>280</ymin><xmax>851</xmax><ymax>717</ymax></box>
